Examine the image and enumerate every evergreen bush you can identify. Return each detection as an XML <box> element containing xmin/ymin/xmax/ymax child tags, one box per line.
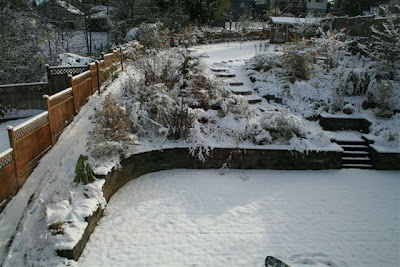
<box><xmin>74</xmin><ymin>155</ymin><xmax>95</xmax><ymax>185</ymax></box>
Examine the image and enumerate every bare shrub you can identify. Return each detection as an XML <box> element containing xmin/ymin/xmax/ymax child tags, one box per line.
<box><xmin>283</xmin><ymin>44</ymin><xmax>313</xmax><ymax>82</ymax></box>
<box><xmin>92</xmin><ymin>93</ymin><xmax>132</xmax><ymax>142</ymax></box>
<box><xmin>168</xmin><ymin>102</ymin><xmax>195</xmax><ymax>140</ymax></box>
<box><xmin>251</xmin><ymin>52</ymin><xmax>282</xmax><ymax>72</ymax></box>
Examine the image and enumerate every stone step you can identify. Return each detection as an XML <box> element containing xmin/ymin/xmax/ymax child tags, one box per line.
<box><xmin>216</xmin><ymin>73</ymin><xmax>236</xmax><ymax>78</ymax></box>
<box><xmin>245</xmin><ymin>95</ymin><xmax>262</xmax><ymax>104</ymax></box>
<box><xmin>230</xmin><ymin>88</ymin><xmax>252</xmax><ymax>95</ymax></box>
<box><xmin>335</xmin><ymin>139</ymin><xmax>367</xmax><ymax>146</ymax></box>
<box><xmin>342</xmin><ymin>157</ymin><xmax>372</xmax><ymax>165</ymax></box>
<box><xmin>342</xmin><ymin>164</ymin><xmax>374</xmax><ymax>169</ymax></box>
<box><xmin>211</xmin><ymin>67</ymin><xmax>229</xmax><ymax>72</ymax></box>
<box><xmin>343</xmin><ymin>151</ymin><xmax>369</xmax><ymax>157</ymax></box>
<box><xmin>340</xmin><ymin>145</ymin><xmax>369</xmax><ymax>152</ymax></box>
<box><xmin>229</xmin><ymin>81</ymin><xmax>244</xmax><ymax>86</ymax></box>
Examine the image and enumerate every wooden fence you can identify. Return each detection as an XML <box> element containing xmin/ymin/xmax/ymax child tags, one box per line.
<box><xmin>0</xmin><ymin>66</ymin><xmax>88</xmax><ymax>114</ymax></box>
<box><xmin>0</xmin><ymin>82</ymin><xmax>48</xmax><ymax>110</ymax></box>
<box><xmin>47</xmin><ymin>65</ymin><xmax>89</xmax><ymax>95</ymax></box>
<box><xmin>0</xmin><ymin>49</ymin><xmax>123</xmax><ymax>209</ymax></box>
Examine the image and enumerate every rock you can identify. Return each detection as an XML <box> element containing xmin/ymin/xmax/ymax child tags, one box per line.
<box><xmin>264</xmin><ymin>94</ymin><xmax>283</xmax><ymax>104</ymax></box>
<box><xmin>343</xmin><ymin>104</ymin><xmax>355</xmax><ymax>115</ymax></box>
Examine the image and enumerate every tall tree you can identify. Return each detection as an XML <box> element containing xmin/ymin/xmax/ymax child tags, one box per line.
<box><xmin>0</xmin><ymin>8</ymin><xmax>50</xmax><ymax>83</ymax></box>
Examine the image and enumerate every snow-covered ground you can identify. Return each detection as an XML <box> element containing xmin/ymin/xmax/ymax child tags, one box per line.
<box><xmin>1</xmin><ymin>40</ymin><xmax>399</xmax><ymax>266</ymax></box>
<box><xmin>78</xmin><ymin>169</ymin><xmax>400</xmax><ymax>267</ymax></box>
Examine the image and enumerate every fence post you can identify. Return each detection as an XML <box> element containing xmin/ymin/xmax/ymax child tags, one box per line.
<box><xmin>101</xmin><ymin>52</ymin><xmax>105</xmax><ymax>60</ymax></box>
<box><xmin>69</xmin><ymin>74</ymin><xmax>77</xmax><ymax>114</ymax></box>
<box><xmin>120</xmin><ymin>47</ymin><xmax>124</xmax><ymax>71</ymax></box>
<box><xmin>7</xmin><ymin>126</ymin><xmax>20</xmax><ymax>187</ymax></box>
<box><xmin>43</xmin><ymin>94</ymin><xmax>55</xmax><ymax>145</ymax></box>
<box><xmin>96</xmin><ymin>60</ymin><xmax>101</xmax><ymax>95</ymax></box>
<box><xmin>46</xmin><ymin>64</ymin><xmax>52</xmax><ymax>95</ymax></box>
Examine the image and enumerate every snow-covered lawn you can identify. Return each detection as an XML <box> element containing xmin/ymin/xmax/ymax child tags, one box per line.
<box><xmin>78</xmin><ymin>169</ymin><xmax>399</xmax><ymax>267</ymax></box>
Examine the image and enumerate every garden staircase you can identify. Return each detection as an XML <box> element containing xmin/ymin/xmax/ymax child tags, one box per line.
<box><xmin>212</xmin><ymin>69</ymin><xmax>262</xmax><ymax>104</ymax></box>
<box><xmin>335</xmin><ymin>139</ymin><xmax>374</xmax><ymax>169</ymax></box>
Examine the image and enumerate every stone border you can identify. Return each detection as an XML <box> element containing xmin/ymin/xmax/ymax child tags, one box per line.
<box><xmin>57</xmin><ymin>147</ymin><xmax>342</xmax><ymax>260</ymax></box>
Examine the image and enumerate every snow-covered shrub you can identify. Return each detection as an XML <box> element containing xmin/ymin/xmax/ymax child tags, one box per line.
<box><xmin>137</xmin><ymin>22</ymin><xmax>170</xmax><ymax>50</ymax></box>
<box><xmin>313</xmin><ymin>29</ymin><xmax>347</xmax><ymax>70</ymax></box>
<box><xmin>250</xmin><ymin>52</ymin><xmax>282</xmax><ymax>72</ymax></box>
<box><xmin>121</xmin><ymin>40</ymin><xmax>143</xmax><ymax>62</ymax></box>
<box><xmin>135</xmin><ymin>49</ymin><xmax>184</xmax><ymax>88</ymax></box>
<box><xmin>249</xmin><ymin>108</ymin><xmax>307</xmax><ymax>144</ymax></box>
<box><xmin>168</xmin><ymin>102</ymin><xmax>195</xmax><ymax>140</ymax></box>
<box><xmin>89</xmin><ymin>94</ymin><xmax>134</xmax><ymax>158</ymax></box>
<box><xmin>186</xmin><ymin>120</ymin><xmax>212</xmax><ymax>162</ymax></box>
<box><xmin>369</xmin><ymin>80</ymin><xmax>397</xmax><ymax>117</ymax></box>
<box><xmin>126</xmin><ymin>82</ymin><xmax>177</xmax><ymax>136</ymax></box>
<box><xmin>283</xmin><ymin>44</ymin><xmax>313</xmax><ymax>82</ymax></box>
<box><xmin>292</xmin><ymin>11</ymin><xmax>319</xmax><ymax>39</ymax></box>
<box><xmin>356</xmin><ymin>8</ymin><xmax>400</xmax><ymax>80</ymax></box>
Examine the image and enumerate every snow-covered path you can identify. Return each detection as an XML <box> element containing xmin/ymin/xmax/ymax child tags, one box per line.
<box><xmin>78</xmin><ymin>169</ymin><xmax>400</xmax><ymax>267</ymax></box>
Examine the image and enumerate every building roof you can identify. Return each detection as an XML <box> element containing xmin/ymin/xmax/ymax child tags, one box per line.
<box><xmin>269</xmin><ymin>17</ymin><xmax>306</xmax><ymax>25</ymax></box>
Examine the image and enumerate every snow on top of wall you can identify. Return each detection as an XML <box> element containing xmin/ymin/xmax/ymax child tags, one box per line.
<box><xmin>12</xmin><ymin>111</ymin><xmax>48</xmax><ymax>131</ymax></box>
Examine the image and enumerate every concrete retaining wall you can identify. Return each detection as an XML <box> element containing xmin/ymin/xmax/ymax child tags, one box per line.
<box><xmin>56</xmin><ymin>147</ymin><xmax>342</xmax><ymax>260</ymax></box>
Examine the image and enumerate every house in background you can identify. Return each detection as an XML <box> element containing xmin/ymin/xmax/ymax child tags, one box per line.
<box><xmin>37</xmin><ymin>0</ymin><xmax>84</xmax><ymax>30</ymax></box>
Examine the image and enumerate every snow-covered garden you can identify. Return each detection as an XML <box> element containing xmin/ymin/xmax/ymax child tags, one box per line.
<box><xmin>78</xmin><ymin>169</ymin><xmax>399</xmax><ymax>267</ymax></box>
<box><xmin>1</xmin><ymin>19</ymin><xmax>399</xmax><ymax>266</ymax></box>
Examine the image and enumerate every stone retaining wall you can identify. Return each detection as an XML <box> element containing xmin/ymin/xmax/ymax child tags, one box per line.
<box><xmin>57</xmin><ymin>147</ymin><xmax>342</xmax><ymax>260</ymax></box>
<box><xmin>319</xmin><ymin>115</ymin><xmax>371</xmax><ymax>133</ymax></box>
<box><xmin>369</xmin><ymin>147</ymin><xmax>400</xmax><ymax>170</ymax></box>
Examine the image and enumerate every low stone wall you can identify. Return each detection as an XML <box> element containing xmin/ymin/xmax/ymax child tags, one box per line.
<box><xmin>369</xmin><ymin>147</ymin><xmax>400</xmax><ymax>170</ymax></box>
<box><xmin>57</xmin><ymin>147</ymin><xmax>342</xmax><ymax>260</ymax></box>
<box><xmin>319</xmin><ymin>115</ymin><xmax>371</xmax><ymax>133</ymax></box>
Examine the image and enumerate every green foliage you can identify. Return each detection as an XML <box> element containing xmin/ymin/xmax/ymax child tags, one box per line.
<box><xmin>74</xmin><ymin>155</ymin><xmax>95</xmax><ymax>185</ymax></box>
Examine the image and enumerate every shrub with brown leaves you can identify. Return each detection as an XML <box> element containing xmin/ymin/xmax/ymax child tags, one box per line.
<box><xmin>91</xmin><ymin>93</ymin><xmax>133</xmax><ymax>142</ymax></box>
